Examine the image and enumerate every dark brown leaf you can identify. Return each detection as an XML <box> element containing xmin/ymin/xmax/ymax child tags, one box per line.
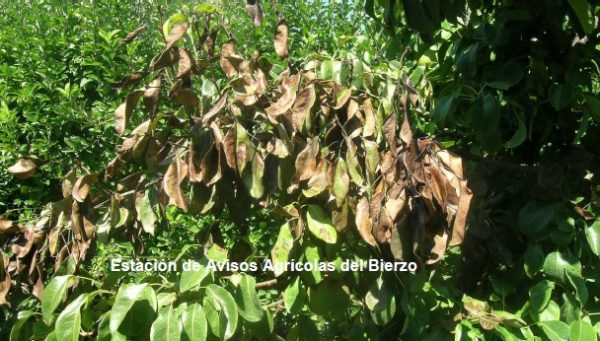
<box><xmin>72</xmin><ymin>173</ymin><xmax>98</xmax><ymax>202</ymax></box>
<box><xmin>163</xmin><ymin>155</ymin><xmax>188</xmax><ymax>211</ymax></box>
<box><xmin>245</xmin><ymin>1</ymin><xmax>264</xmax><ymax>27</ymax></box>
<box><xmin>177</xmin><ymin>47</ymin><xmax>195</xmax><ymax>79</ymax></box>
<box><xmin>356</xmin><ymin>197</ymin><xmax>377</xmax><ymax>246</ymax></box>
<box><xmin>290</xmin><ymin>85</ymin><xmax>315</xmax><ymax>130</ymax></box>
<box><xmin>113</xmin><ymin>71</ymin><xmax>148</xmax><ymax>89</ymax></box>
<box><xmin>119</xmin><ymin>24</ymin><xmax>146</xmax><ymax>45</ymax></box>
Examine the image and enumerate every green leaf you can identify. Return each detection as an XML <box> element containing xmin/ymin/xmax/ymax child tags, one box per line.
<box><xmin>206</xmin><ymin>284</ymin><xmax>238</xmax><ymax>340</ymax></box>
<box><xmin>584</xmin><ymin>220</ymin><xmax>600</xmax><ymax>256</ymax></box>
<box><xmin>283</xmin><ymin>276</ymin><xmax>307</xmax><ymax>314</ymax></box>
<box><xmin>305</xmin><ymin>205</ymin><xmax>338</xmax><ymax>244</ymax></box>
<box><xmin>10</xmin><ymin>310</ymin><xmax>34</xmax><ymax>341</ymax></box>
<box><xmin>271</xmin><ymin>222</ymin><xmax>294</xmax><ymax>277</ymax></box>
<box><xmin>180</xmin><ymin>261</ymin><xmax>211</xmax><ymax>293</ymax></box>
<box><xmin>162</xmin><ymin>13</ymin><xmax>188</xmax><ymax>39</ymax></box>
<box><xmin>524</xmin><ymin>244</ymin><xmax>545</xmax><ymax>277</ymax></box>
<box><xmin>234</xmin><ymin>274</ymin><xmax>264</xmax><ymax>323</ymax></box>
<box><xmin>55</xmin><ymin>294</ymin><xmax>88</xmax><ymax>341</ymax></box>
<box><xmin>473</xmin><ymin>92</ymin><xmax>501</xmax><ymax>135</ymax></box>
<box><xmin>307</xmin><ymin>279</ymin><xmax>350</xmax><ymax>319</ymax></box>
<box><xmin>42</xmin><ymin>275</ymin><xmax>74</xmax><ymax>325</ymax></box>
<box><xmin>569</xmin><ymin>320</ymin><xmax>597</xmax><ymax>341</ymax></box>
<box><xmin>518</xmin><ymin>201</ymin><xmax>555</xmax><ymax>236</ymax></box>
<box><xmin>109</xmin><ymin>283</ymin><xmax>157</xmax><ymax>335</ymax></box>
<box><xmin>549</xmin><ymin>83</ymin><xmax>573</xmax><ymax>111</ymax></box>
<box><xmin>540</xmin><ymin>320</ymin><xmax>569</xmax><ymax>341</ymax></box>
<box><xmin>431</xmin><ymin>94</ymin><xmax>457</xmax><ymax>128</ymax></box>
<box><xmin>150</xmin><ymin>305</ymin><xmax>181</xmax><ymax>341</ymax></box>
<box><xmin>529</xmin><ymin>280</ymin><xmax>554</xmax><ymax>312</ymax></box>
<box><xmin>566</xmin><ymin>272</ymin><xmax>588</xmax><ymax>306</ymax></box>
<box><xmin>486</xmin><ymin>61</ymin><xmax>523</xmax><ymax>90</ymax></box>
<box><xmin>543</xmin><ymin>251</ymin><xmax>581</xmax><ymax>283</ymax></box>
<box><xmin>505</xmin><ymin>113</ymin><xmax>527</xmax><ymax>148</ymax></box>
<box><xmin>332</xmin><ymin>158</ymin><xmax>350</xmax><ymax>207</ymax></box>
<box><xmin>567</xmin><ymin>0</ymin><xmax>594</xmax><ymax>34</ymax></box>
<box><xmin>139</xmin><ymin>189</ymin><xmax>157</xmax><ymax>236</ymax></box>
<box><xmin>285</xmin><ymin>316</ymin><xmax>320</xmax><ymax>341</ymax></box>
<box><xmin>181</xmin><ymin>303</ymin><xmax>208</xmax><ymax>341</ymax></box>
<box><xmin>365</xmin><ymin>278</ymin><xmax>396</xmax><ymax>326</ymax></box>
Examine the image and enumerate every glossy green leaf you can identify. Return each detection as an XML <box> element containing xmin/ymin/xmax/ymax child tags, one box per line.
<box><xmin>543</xmin><ymin>251</ymin><xmax>581</xmax><ymax>283</ymax></box>
<box><xmin>305</xmin><ymin>205</ymin><xmax>338</xmax><ymax>244</ymax></box>
<box><xmin>234</xmin><ymin>274</ymin><xmax>264</xmax><ymax>323</ymax></box>
<box><xmin>518</xmin><ymin>201</ymin><xmax>555</xmax><ymax>236</ymax></box>
<box><xmin>584</xmin><ymin>220</ymin><xmax>600</xmax><ymax>256</ymax></box>
<box><xmin>505</xmin><ymin>113</ymin><xmax>527</xmax><ymax>148</ymax></box>
<box><xmin>150</xmin><ymin>305</ymin><xmax>181</xmax><ymax>341</ymax></box>
<box><xmin>180</xmin><ymin>261</ymin><xmax>211</xmax><ymax>293</ymax></box>
<box><xmin>569</xmin><ymin>320</ymin><xmax>597</xmax><ymax>341</ymax></box>
<box><xmin>42</xmin><ymin>275</ymin><xmax>74</xmax><ymax>325</ymax></box>
<box><xmin>181</xmin><ymin>303</ymin><xmax>208</xmax><ymax>341</ymax></box>
<box><xmin>365</xmin><ymin>278</ymin><xmax>396</xmax><ymax>326</ymax></box>
<box><xmin>55</xmin><ymin>293</ymin><xmax>88</xmax><ymax>341</ymax></box>
<box><xmin>431</xmin><ymin>94</ymin><xmax>457</xmax><ymax>128</ymax></box>
<box><xmin>206</xmin><ymin>284</ymin><xmax>238</xmax><ymax>340</ymax></box>
<box><xmin>283</xmin><ymin>276</ymin><xmax>306</xmax><ymax>314</ymax></box>
<box><xmin>486</xmin><ymin>61</ymin><xmax>523</xmax><ymax>90</ymax></box>
<box><xmin>540</xmin><ymin>320</ymin><xmax>569</xmax><ymax>341</ymax></box>
<box><xmin>109</xmin><ymin>283</ymin><xmax>157</xmax><ymax>335</ymax></box>
<box><xmin>529</xmin><ymin>280</ymin><xmax>554</xmax><ymax>312</ymax></box>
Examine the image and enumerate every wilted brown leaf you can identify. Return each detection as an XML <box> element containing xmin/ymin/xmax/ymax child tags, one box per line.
<box><xmin>450</xmin><ymin>181</ymin><xmax>473</xmax><ymax>246</ymax></box>
<box><xmin>274</xmin><ymin>18</ymin><xmax>289</xmax><ymax>58</ymax></box>
<box><xmin>177</xmin><ymin>47</ymin><xmax>195</xmax><ymax>79</ymax></box>
<box><xmin>0</xmin><ymin>220</ymin><xmax>17</xmax><ymax>234</ymax></box>
<box><xmin>7</xmin><ymin>158</ymin><xmax>39</xmax><ymax>180</ymax></box>
<box><xmin>72</xmin><ymin>173</ymin><xmax>99</xmax><ymax>202</ymax></box>
<box><xmin>202</xmin><ymin>92</ymin><xmax>228</xmax><ymax>125</ymax></box>
<box><xmin>265</xmin><ymin>74</ymin><xmax>300</xmax><ymax>118</ymax></box>
<box><xmin>245</xmin><ymin>1</ymin><xmax>264</xmax><ymax>27</ymax></box>
<box><xmin>119</xmin><ymin>24</ymin><xmax>146</xmax><ymax>46</ymax></box>
<box><xmin>115</xmin><ymin>90</ymin><xmax>144</xmax><ymax>135</ymax></box>
<box><xmin>291</xmin><ymin>138</ymin><xmax>319</xmax><ymax>185</ymax></box>
<box><xmin>165</xmin><ymin>22</ymin><xmax>189</xmax><ymax>50</ymax></box>
<box><xmin>113</xmin><ymin>71</ymin><xmax>148</xmax><ymax>89</ymax></box>
<box><xmin>290</xmin><ymin>85</ymin><xmax>315</xmax><ymax>129</ymax></box>
<box><xmin>220</xmin><ymin>40</ymin><xmax>239</xmax><ymax>78</ymax></box>
<box><xmin>356</xmin><ymin>197</ymin><xmax>377</xmax><ymax>246</ymax></box>
<box><xmin>143</xmin><ymin>77</ymin><xmax>162</xmax><ymax>116</ymax></box>
<box><xmin>11</xmin><ymin>227</ymin><xmax>35</xmax><ymax>258</ymax></box>
<box><xmin>163</xmin><ymin>155</ymin><xmax>188</xmax><ymax>211</ymax></box>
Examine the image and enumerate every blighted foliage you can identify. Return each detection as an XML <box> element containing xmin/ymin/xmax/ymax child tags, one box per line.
<box><xmin>0</xmin><ymin>8</ymin><xmax>473</xmax><ymax>307</ymax></box>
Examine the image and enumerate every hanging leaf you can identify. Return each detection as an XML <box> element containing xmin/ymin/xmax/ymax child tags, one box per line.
<box><xmin>110</xmin><ymin>283</ymin><xmax>157</xmax><ymax>335</ymax></box>
<box><xmin>274</xmin><ymin>18</ymin><xmax>289</xmax><ymax>58</ymax></box>
<box><xmin>163</xmin><ymin>156</ymin><xmax>188</xmax><ymax>211</ymax></box>
<box><xmin>72</xmin><ymin>173</ymin><xmax>98</xmax><ymax>202</ymax></box>
<box><xmin>55</xmin><ymin>293</ymin><xmax>88</xmax><ymax>341</ymax></box>
<box><xmin>115</xmin><ymin>90</ymin><xmax>144</xmax><ymax>135</ymax></box>
<box><xmin>181</xmin><ymin>303</ymin><xmax>208</xmax><ymax>341</ymax></box>
<box><xmin>332</xmin><ymin>158</ymin><xmax>350</xmax><ymax>207</ymax></box>
<box><xmin>234</xmin><ymin>274</ymin><xmax>264</xmax><ymax>322</ymax></box>
<box><xmin>179</xmin><ymin>261</ymin><xmax>211</xmax><ymax>293</ymax></box>
<box><xmin>150</xmin><ymin>305</ymin><xmax>181</xmax><ymax>341</ymax></box>
<box><xmin>271</xmin><ymin>222</ymin><xmax>294</xmax><ymax>276</ymax></box>
<box><xmin>305</xmin><ymin>205</ymin><xmax>338</xmax><ymax>244</ymax></box>
<box><xmin>42</xmin><ymin>275</ymin><xmax>74</xmax><ymax>325</ymax></box>
<box><xmin>290</xmin><ymin>85</ymin><xmax>315</xmax><ymax>130</ymax></box>
<box><xmin>137</xmin><ymin>189</ymin><xmax>157</xmax><ymax>235</ymax></box>
<box><xmin>284</xmin><ymin>276</ymin><xmax>307</xmax><ymax>314</ymax></box>
<box><xmin>245</xmin><ymin>0</ymin><xmax>264</xmax><ymax>27</ymax></box>
<box><xmin>205</xmin><ymin>284</ymin><xmax>238</xmax><ymax>340</ymax></box>
<box><xmin>356</xmin><ymin>197</ymin><xmax>377</xmax><ymax>246</ymax></box>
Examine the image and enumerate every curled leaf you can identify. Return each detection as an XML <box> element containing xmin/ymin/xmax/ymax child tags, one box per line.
<box><xmin>115</xmin><ymin>90</ymin><xmax>144</xmax><ymax>135</ymax></box>
<box><xmin>72</xmin><ymin>173</ymin><xmax>98</xmax><ymax>202</ymax></box>
<box><xmin>7</xmin><ymin>158</ymin><xmax>39</xmax><ymax>180</ymax></box>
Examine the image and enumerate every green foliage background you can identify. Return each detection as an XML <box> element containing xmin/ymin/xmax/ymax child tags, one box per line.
<box><xmin>1</xmin><ymin>0</ymin><xmax>600</xmax><ymax>340</ymax></box>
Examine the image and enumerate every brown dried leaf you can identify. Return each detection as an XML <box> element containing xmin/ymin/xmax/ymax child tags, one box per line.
<box><xmin>115</xmin><ymin>90</ymin><xmax>144</xmax><ymax>136</ymax></box>
<box><xmin>143</xmin><ymin>77</ymin><xmax>162</xmax><ymax>116</ymax></box>
<box><xmin>220</xmin><ymin>40</ymin><xmax>239</xmax><ymax>78</ymax></box>
<box><xmin>383</xmin><ymin>113</ymin><xmax>397</xmax><ymax>153</ymax></box>
<box><xmin>363</xmin><ymin>98</ymin><xmax>376</xmax><ymax>137</ymax></box>
<box><xmin>113</xmin><ymin>71</ymin><xmax>148</xmax><ymax>89</ymax></box>
<box><xmin>0</xmin><ymin>220</ymin><xmax>17</xmax><ymax>234</ymax></box>
<box><xmin>333</xmin><ymin>86</ymin><xmax>351</xmax><ymax>110</ymax></box>
<box><xmin>204</xmin><ymin>29</ymin><xmax>218</xmax><ymax>56</ymax></box>
<box><xmin>177</xmin><ymin>48</ymin><xmax>195</xmax><ymax>79</ymax></box>
<box><xmin>12</xmin><ymin>227</ymin><xmax>34</xmax><ymax>258</ymax></box>
<box><xmin>169</xmin><ymin>81</ymin><xmax>200</xmax><ymax>107</ymax></box>
<box><xmin>165</xmin><ymin>23</ymin><xmax>189</xmax><ymax>50</ymax></box>
<box><xmin>0</xmin><ymin>258</ymin><xmax>10</xmax><ymax>306</ymax></box>
<box><xmin>450</xmin><ymin>181</ymin><xmax>473</xmax><ymax>246</ymax></box>
<box><xmin>356</xmin><ymin>197</ymin><xmax>377</xmax><ymax>246</ymax></box>
<box><xmin>202</xmin><ymin>92</ymin><xmax>228</xmax><ymax>125</ymax></box>
<box><xmin>290</xmin><ymin>85</ymin><xmax>315</xmax><ymax>130</ymax></box>
<box><xmin>245</xmin><ymin>1</ymin><xmax>264</xmax><ymax>27</ymax></box>
<box><xmin>119</xmin><ymin>24</ymin><xmax>146</xmax><ymax>45</ymax></box>
<box><xmin>274</xmin><ymin>18</ymin><xmax>289</xmax><ymax>58</ymax></box>
<box><xmin>7</xmin><ymin>158</ymin><xmax>38</xmax><ymax>180</ymax></box>
<box><xmin>72</xmin><ymin>173</ymin><xmax>98</xmax><ymax>202</ymax></box>
<box><xmin>163</xmin><ymin>156</ymin><xmax>188</xmax><ymax>211</ymax></box>
<box><xmin>427</xmin><ymin>231</ymin><xmax>448</xmax><ymax>265</ymax></box>
<box><xmin>150</xmin><ymin>47</ymin><xmax>180</xmax><ymax>71</ymax></box>
<box><xmin>265</xmin><ymin>74</ymin><xmax>300</xmax><ymax>118</ymax></box>
<box><xmin>291</xmin><ymin>138</ymin><xmax>319</xmax><ymax>184</ymax></box>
